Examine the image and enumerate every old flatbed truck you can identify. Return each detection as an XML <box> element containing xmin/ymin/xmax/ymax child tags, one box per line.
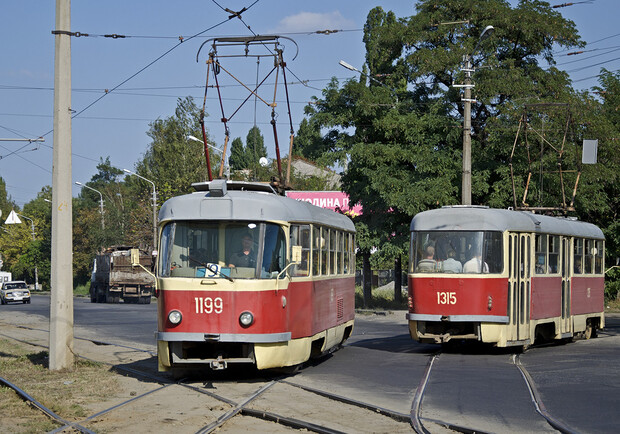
<box><xmin>90</xmin><ymin>246</ymin><xmax>155</xmax><ymax>304</ymax></box>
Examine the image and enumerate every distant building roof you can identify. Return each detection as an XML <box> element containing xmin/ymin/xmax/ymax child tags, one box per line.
<box><xmin>291</xmin><ymin>157</ymin><xmax>340</xmax><ymax>189</ymax></box>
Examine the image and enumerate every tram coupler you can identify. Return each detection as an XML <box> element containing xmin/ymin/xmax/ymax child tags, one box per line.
<box><xmin>210</xmin><ymin>356</ymin><xmax>228</xmax><ymax>370</ymax></box>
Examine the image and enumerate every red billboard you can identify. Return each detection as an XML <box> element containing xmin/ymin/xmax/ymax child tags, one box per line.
<box><xmin>286</xmin><ymin>191</ymin><xmax>362</xmax><ymax>217</ymax></box>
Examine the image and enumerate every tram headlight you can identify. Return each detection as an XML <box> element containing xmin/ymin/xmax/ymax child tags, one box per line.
<box><xmin>168</xmin><ymin>310</ymin><xmax>182</xmax><ymax>325</ymax></box>
<box><xmin>239</xmin><ymin>311</ymin><xmax>254</xmax><ymax>327</ymax></box>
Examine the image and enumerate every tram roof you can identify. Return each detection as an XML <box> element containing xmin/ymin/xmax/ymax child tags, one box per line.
<box><xmin>159</xmin><ymin>180</ymin><xmax>355</xmax><ymax>232</ymax></box>
<box><xmin>410</xmin><ymin>206</ymin><xmax>604</xmax><ymax>239</ymax></box>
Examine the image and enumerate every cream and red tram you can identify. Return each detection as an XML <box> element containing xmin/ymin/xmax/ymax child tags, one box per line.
<box><xmin>156</xmin><ymin>180</ymin><xmax>356</xmax><ymax>371</ymax></box>
<box><xmin>407</xmin><ymin>206</ymin><xmax>605</xmax><ymax>347</ymax></box>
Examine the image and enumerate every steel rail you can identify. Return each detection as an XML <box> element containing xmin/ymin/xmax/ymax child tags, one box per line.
<box><xmin>514</xmin><ymin>354</ymin><xmax>578</xmax><ymax>434</ymax></box>
<box><xmin>196</xmin><ymin>381</ymin><xmax>276</xmax><ymax>433</ymax></box>
<box><xmin>0</xmin><ymin>374</ymin><xmax>95</xmax><ymax>434</ymax></box>
<box><xmin>410</xmin><ymin>354</ymin><xmax>436</xmax><ymax>434</ymax></box>
<box><xmin>240</xmin><ymin>407</ymin><xmax>346</xmax><ymax>434</ymax></box>
<box><xmin>280</xmin><ymin>379</ymin><xmax>410</xmax><ymax>423</ymax></box>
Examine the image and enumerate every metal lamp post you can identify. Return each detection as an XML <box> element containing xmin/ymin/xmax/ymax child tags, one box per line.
<box><xmin>5</xmin><ymin>212</ymin><xmax>39</xmax><ymax>291</ymax></box>
<box><xmin>123</xmin><ymin>169</ymin><xmax>157</xmax><ymax>251</ymax></box>
<box><xmin>460</xmin><ymin>25</ymin><xmax>495</xmax><ymax>206</ymax></box>
<box><xmin>75</xmin><ymin>181</ymin><xmax>104</xmax><ymax>230</ymax></box>
<box><xmin>339</xmin><ymin>60</ymin><xmax>398</xmax><ymax>103</ymax></box>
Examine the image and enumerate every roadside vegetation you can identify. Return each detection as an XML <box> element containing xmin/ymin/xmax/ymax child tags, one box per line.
<box><xmin>0</xmin><ymin>338</ymin><xmax>119</xmax><ymax>433</ymax></box>
<box><xmin>0</xmin><ymin>0</ymin><xmax>617</xmax><ymax>302</ymax></box>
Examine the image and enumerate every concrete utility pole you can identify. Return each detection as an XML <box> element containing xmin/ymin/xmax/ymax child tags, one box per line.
<box><xmin>50</xmin><ymin>0</ymin><xmax>74</xmax><ymax>370</ymax></box>
<box><xmin>461</xmin><ymin>55</ymin><xmax>473</xmax><ymax>206</ymax></box>
<box><xmin>460</xmin><ymin>25</ymin><xmax>495</xmax><ymax>206</ymax></box>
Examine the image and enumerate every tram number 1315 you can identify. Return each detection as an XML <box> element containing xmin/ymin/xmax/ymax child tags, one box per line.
<box><xmin>437</xmin><ymin>292</ymin><xmax>457</xmax><ymax>305</ymax></box>
<box><xmin>195</xmin><ymin>297</ymin><xmax>224</xmax><ymax>314</ymax></box>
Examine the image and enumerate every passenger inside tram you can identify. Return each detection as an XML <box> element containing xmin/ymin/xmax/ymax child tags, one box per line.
<box><xmin>441</xmin><ymin>249</ymin><xmax>462</xmax><ymax>273</ymax></box>
<box><xmin>463</xmin><ymin>247</ymin><xmax>489</xmax><ymax>273</ymax></box>
<box><xmin>417</xmin><ymin>245</ymin><xmax>438</xmax><ymax>272</ymax></box>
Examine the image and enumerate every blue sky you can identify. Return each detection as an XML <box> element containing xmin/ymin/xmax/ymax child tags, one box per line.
<box><xmin>1</xmin><ymin>0</ymin><xmax>618</xmax><ymax>207</ymax></box>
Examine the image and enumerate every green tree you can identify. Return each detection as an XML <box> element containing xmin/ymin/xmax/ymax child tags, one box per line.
<box><xmin>245</xmin><ymin>126</ymin><xmax>267</xmax><ymax>172</ymax></box>
<box><xmin>303</xmin><ymin>1</ymin><xmax>587</xmax><ymax>304</ymax></box>
<box><xmin>139</xmin><ymin>97</ymin><xmax>213</xmax><ymax>204</ymax></box>
<box><xmin>229</xmin><ymin>137</ymin><xmax>250</xmax><ymax>171</ymax></box>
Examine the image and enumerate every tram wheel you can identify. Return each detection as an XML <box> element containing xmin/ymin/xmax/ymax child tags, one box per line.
<box><xmin>583</xmin><ymin>321</ymin><xmax>597</xmax><ymax>340</ymax></box>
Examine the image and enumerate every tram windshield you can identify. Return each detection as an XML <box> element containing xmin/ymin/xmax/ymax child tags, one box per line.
<box><xmin>411</xmin><ymin>231</ymin><xmax>503</xmax><ymax>274</ymax></box>
<box><xmin>158</xmin><ymin>221</ymin><xmax>286</xmax><ymax>279</ymax></box>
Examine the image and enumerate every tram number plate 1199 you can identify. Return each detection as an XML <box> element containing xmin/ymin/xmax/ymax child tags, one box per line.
<box><xmin>437</xmin><ymin>291</ymin><xmax>457</xmax><ymax>305</ymax></box>
<box><xmin>195</xmin><ymin>297</ymin><xmax>223</xmax><ymax>314</ymax></box>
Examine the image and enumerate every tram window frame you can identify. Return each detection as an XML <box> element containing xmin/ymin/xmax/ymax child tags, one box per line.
<box><xmin>343</xmin><ymin>233</ymin><xmax>350</xmax><ymax>274</ymax></box>
<box><xmin>320</xmin><ymin>227</ymin><xmax>328</xmax><ymax>276</ymax></box>
<box><xmin>573</xmin><ymin>238</ymin><xmax>583</xmax><ymax>274</ymax></box>
<box><xmin>350</xmin><ymin>234</ymin><xmax>356</xmax><ymax>274</ymax></box>
<box><xmin>336</xmin><ymin>231</ymin><xmax>343</xmax><ymax>275</ymax></box>
<box><xmin>329</xmin><ymin>228</ymin><xmax>337</xmax><ymax>275</ymax></box>
<box><xmin>158</xmin><ymin>223</ymin><xmax>174</xmax><ymax>277</ymax></box>
<box><xmin>312</xmin><ymin>225</ymin><xmax>321</xmax><ymax>276</ymax></box>
<box><xmin>595</xmin><ymin>240</ymin><xmax>604</xmax><ymax>274</ymax></box>
<box><xmin>535</xmin><ymin>234</ymin><xmax>548</xmax><ymax>275</ymax></box>
<box><xmin>290</xmin><ymin>224</ymin><xmax>310</xmax><ymax>277</ymax></box>
<box><xmin>548</xmin><ymin>235</ymin><xmax>560</xmax><ymax>274</ymax></box>
<box><xmin>584</xmin><ymin>239</ymin><xmax>594</xmax><ymax>274</ymax></box>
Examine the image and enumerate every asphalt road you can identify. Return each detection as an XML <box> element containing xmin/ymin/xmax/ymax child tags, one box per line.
<box><xmin>3</xmin><ymin>294</ymin><xmax>620</xmax><ymax>433</ymax></box>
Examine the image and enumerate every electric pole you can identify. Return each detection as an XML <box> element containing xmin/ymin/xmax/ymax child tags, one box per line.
<box><xmin>50</xmin><ymin>0</ymin><xmax>74</xmax><ymax>370</ymax></box>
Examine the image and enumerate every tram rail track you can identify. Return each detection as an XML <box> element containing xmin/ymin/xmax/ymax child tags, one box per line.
<box><xmin>410</xmin><ymin>349</ymin><xmax>579</xmax><ymax>434</ymax></box>
<box><xmin>0</xmin><ymin>328</ymin><xmax>412</xmax><ymax>433</ymax></box>
<box><xmin>1</xmin><ymin>321</ymin><xmax>596</xmax><ymax>434</ymax></box>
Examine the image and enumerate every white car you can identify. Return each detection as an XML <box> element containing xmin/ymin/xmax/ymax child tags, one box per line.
<box><xmin>0</xmin><ymin>281</ymin><xmax>31</xmax><ymax>304</ymax></box>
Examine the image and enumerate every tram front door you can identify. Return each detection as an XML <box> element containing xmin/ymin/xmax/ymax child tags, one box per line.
<box><xmin>560</xmin><ymin>237</ymin><xmax>571</xmax><ymax>335</ymax></box>
<box><xmin>509</xmin><ymin>233</ymin><xmax>531</xmax><ymax>343</ymax></box>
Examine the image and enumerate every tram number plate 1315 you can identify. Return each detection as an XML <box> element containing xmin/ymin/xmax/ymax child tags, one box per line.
<box><xmin>195</xmin><ymin>297</ymin><xmax>223</xmax><ymax>314</ymax></box>
<box><xmin>437</xmin><ymin>292</ymin><xmax>457</xmax><ymax>305</ymax></box>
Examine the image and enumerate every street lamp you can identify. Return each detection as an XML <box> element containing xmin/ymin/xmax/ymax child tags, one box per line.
<box><xmin>188</xmin><ymin>135</ymin><xmax>229</xmax><ymax>178</ymax></box>
<box><xmin>123</xmin><ymin>169</ymin><xmax>157</xmax><ymax>251</ymax></box>
<box><xmin>339</xmin><ymin>60</ymin><xmax>399</xmax><ymax>103</ymax></box>
<box><xmin>459</xmin><ymin>25</ymin><xmax>495</xmax><ymax>206</ymax></box>
<box><xmin>75</xmin><ymin>182</ymin><xmax>104</xmax><ymax>230</ymax></box>
<box><xmin>5</xmin><ymin>212</ymin><xmax>39</xmax><ymax>291</ymax></box>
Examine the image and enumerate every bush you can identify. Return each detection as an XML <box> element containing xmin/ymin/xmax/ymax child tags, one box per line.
<box><xmin>355</xmin><ymin>285</ymin><xmax>408</xmax><ymax>310</ymax></box>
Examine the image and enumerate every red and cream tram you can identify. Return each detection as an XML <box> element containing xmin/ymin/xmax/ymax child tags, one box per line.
<box><xmin>407</xmin><ymin>206</ymin><xmax>605</xmax><ymax>348</ymax></box>
<box><xmin>155</xmin><ymin>180</ymin><xmax>356</xmax><ymax>371</ymax></box>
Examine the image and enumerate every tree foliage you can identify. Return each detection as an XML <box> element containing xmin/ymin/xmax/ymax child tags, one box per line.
<box><xmin>301</xmin><ymin>0</ymin><xmax>619</xmax><ymax>280</ymax></box>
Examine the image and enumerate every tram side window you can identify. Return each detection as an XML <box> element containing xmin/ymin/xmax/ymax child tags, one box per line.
<box><xmin>584</xmin><ymin>239</ymin><xmax>594</xmax><ymax>274</ymax></box>
<box><xmin>290</xmin><ymin>224</ymin><xmax>310</xmax><ymax>277</ymax></box>
<box><xmin>329</xmin><ymin>229</ymin><xmax>337</xmax><ymax>275</ymax></box>
<box><xmin>351</xmin><ymin>234</ymin><xmax>356</xmax><ymax>274</ymax></box>
<box><xmin>343</xmin><ymin>233</ymin><xmax>350</xmax><ymax>274</ymax></box>
<box><xmin>158</xmin><ymin>223</ymin><xmax>173</xmax><ymax>277</ymax></box>
<box><xmin>338</xmin><ymin>231</ymin><xmax>344</xmax><ymax>274</ymax></box>
<box><xmin>574</xmin><ymin>238</ymin><xmax>583</xmax><ymax>274</ymax></box>
<box><xmin>535</xmin><ymin>234</ymin><xmax>547</xmax><ymax>274</ymax></box>
<box><xmin>595</xmin><ymin>240</ymin><xmax>604</xmax><ymax>274</ymax></box>
<box><xmin>321</xmin><ymin>228</ymin><xmax>329</xmax><ymax>276</ymax></box>
<box><xmin>312</xmin><ymin>226</ymin><xmax>321</xmax><ymax>276</ymax></box>
<box><xmin>548</xmin><ymin>236</ymin><xmax>559</xmax><ymax>274</ymax></box>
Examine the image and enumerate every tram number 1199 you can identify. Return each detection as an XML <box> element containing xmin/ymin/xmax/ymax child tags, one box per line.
<box><xmin>195</xmin><ymin>297</ymin><xmax>223</xmax><ymax>314</ymax></box>
<box><xmin>437</xmin><ymin>292</ymin><xmax>457</xmax><ymax>305</ymax></box>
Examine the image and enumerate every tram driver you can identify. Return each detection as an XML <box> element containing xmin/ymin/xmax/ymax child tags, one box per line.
<box><xmin>228</xmin><ymin>233</ymin><xmax>257</xmax><ymax>268</ymax></box>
